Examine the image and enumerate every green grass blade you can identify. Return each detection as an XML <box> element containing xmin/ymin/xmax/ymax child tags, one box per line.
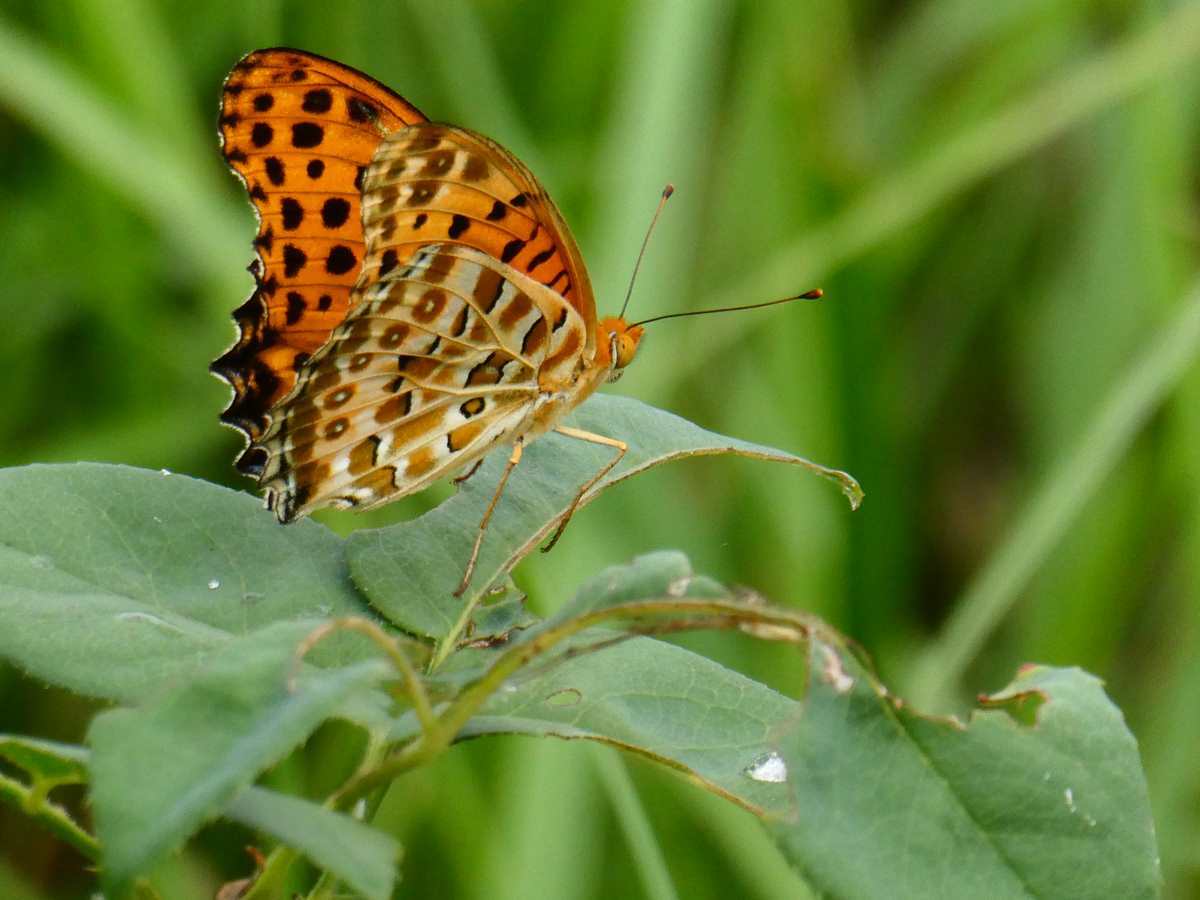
<box><xmin>646</xmin><ymin>1</ymin><xmax>1200</xmax><ymax>397</ymax></box>
<box><xmin>0</xmin><ymin>16</ymin><xmax>243</xmax><ymax>276</ymax></box>
<box><xmin>907</xmin><ymin>277</ymin><xmax>1200</xmax><ymax>708</ymax></box>
<box><xmin>591</xmin><ymin>747</ymin><xmax>680</xmax><ymax>900</ymax></box>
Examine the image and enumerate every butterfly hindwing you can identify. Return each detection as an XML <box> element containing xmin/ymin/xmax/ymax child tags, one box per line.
<box><xmin>359</xmin><ymin>123</ymin><xmax>597</xmax><ymax>354</ymax></box>
<box><xmin>255</xmin><ymin>244</ymin><xmax>587</xmax><ymax>520</ymax></box>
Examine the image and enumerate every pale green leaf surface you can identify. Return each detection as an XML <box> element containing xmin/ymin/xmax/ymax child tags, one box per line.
<box><xmin>226</xmin><ymin>786</ymin><xmax>400</xmax><ymax>900</ymax></box>
<box><xmin>465</xmin><ymin>635</ymin><xmax>799</xmax><ymax>819</ymax></box>
<box><xmin>347</xmin><ymin>395</ymin><xmax>860</xmax><ymax>638</ymax></box>
<box><xmin>88</xmin><ymin>621</ymin><xmax>389</xmax><ymax>895</ymax></box>
<box><xmin>0</xmin><ymin>463</ymin><xmax>371</xmax><ymax>702</ymax></box>
<box><xmin>773</xmin><ymin>641</ymin><xmax>1160</xmax><ymax>900</ymax></box>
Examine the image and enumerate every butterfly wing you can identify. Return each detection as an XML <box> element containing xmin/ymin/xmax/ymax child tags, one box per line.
<box><xmin>255</xmin><ymin>243</ymin><xmax>588</xmax><ymax>520</ymax></box>
<box><xmin>359</xmin><ymin>123</ymin><xmax>597</xmax><ymax>362</ymax></box>
<box><xmin>211</xmin><ymin>48</ymin><xmax>426</xmax><ymax>467</ymax></box>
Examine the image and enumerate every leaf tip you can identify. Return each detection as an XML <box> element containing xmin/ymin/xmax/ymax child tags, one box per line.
<box><xmin>843</xmin><ymin>478</ymin><xmax>865</xmax><ymax>510</ymax></box>
<box><xmin>977</xmin><ymin>686</ymin><xmax>1049</xmax><ymax>727</ymax></box>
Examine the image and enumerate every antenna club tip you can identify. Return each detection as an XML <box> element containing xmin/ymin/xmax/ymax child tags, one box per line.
<box><xmin>662</xmin><ymin>184</ymin><xmax>675</xmax><ymax>198</ymax></box>
<box><xmin>801</xmin><ymin>288</ymin><xmax>823</xmax><ymax>299</ymax></box>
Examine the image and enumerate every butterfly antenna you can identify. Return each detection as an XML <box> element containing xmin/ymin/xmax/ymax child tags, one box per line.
<box><xmin>630</xmin><ymin>289</ymin><xmax>823</xmax><ymax>328</ymax></box>
<box><xmin>618</xmin><ymin>184</ymin><xmax>675</xmax><ymax>321</ymax></box>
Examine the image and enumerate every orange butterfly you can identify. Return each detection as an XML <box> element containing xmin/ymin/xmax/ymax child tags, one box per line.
<box><xmin>212</xmin><ymin>48</ymin><xmax>816</xmax><ymax>594</ymax></box>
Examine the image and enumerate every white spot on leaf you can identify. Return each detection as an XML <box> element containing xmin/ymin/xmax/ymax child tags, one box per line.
<box><xmin>665</xmin><ymin>576</ymin><xmax>691</xmax><ymax>597</ymax></box>
<box><xmin>207</xmin><ymin>579</ymin><xmax>221</xmax><ymax>590</ymax></box>
<box><xmin>744</xmin><ymin>751</ymin><xmax>788</xmax><ymax>784</ymax></box>
<box><xmin>115</xmin><ymin>612</ymin><xmax>182</xmax><ymax>634</ymax></box>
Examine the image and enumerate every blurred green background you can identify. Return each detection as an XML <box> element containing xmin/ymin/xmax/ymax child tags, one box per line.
<box><xmin>2</xmin><ymin>0</ymin><xmax>1199</xmax><ymax>897</ymax></box>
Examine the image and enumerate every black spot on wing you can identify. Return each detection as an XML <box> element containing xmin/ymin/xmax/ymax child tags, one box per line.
<box><xmin>301</xmin><ymin>88</ymin><xmax>333</xmax><ymax>113</ymax></box>
<box><xmin>501</xmin><ymin>239</ymin><xmax>524</xmax><ymax>263</ymax></box>
<box><xmin>379</xmin><ymin>249</ymin><xmax>398</xmax><ymax>276</ymax></box>
<box><xmin>251</xmin><ymin>122</ymin><xmax>273</xmax><ymax>147</ymax></box>
<box><xmin>281</xmin><ymin>198</ymin><xmax>303</xmax><ymax>230</ymax></box>
<box><xmin>283</xmin><ymin>244</ymin><xmax>307</xmax><ymax>277</ymax></box>
<box><xmin>321</xmin><ymin>198</ymin><xmax>351</xmax><ymax>228</ymax></box>
<box><xmin>526</xmin><ymin>247</ymin><xmax>554</xmax><ymax>273</ymax></box>
<box><xmin>326</xmin><ymin>245</ymin><xmax>357</xmax><ymax>275</ymax></box>
<box><xmin>264</xmin><ymin>156</ymin><xmax>285</xmax><ymax>186</ymax></box>
<box><xmin>291</xmin><ymin>122</ymin><xmax>324</xmax><ymax>148</ymax></box>
<box><xmin>348</xmin><ymin>97</ymin><xmax>379</xmax><ymax>123</ymax></box>
<box><xmin>286</xmin><ymin>291</ymin><xmax>306</xmax><ymax>325</ymax></box>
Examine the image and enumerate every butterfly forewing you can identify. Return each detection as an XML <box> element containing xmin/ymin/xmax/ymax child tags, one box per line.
<box><xmin>212</xmin><ymin>48</ymin><xmax>427</xmax><ymax>461</ymax></box>
<box><xmin>256</xmin><ymin>245</ymin><xmax>588</xmax><ymax>520</ymax></box>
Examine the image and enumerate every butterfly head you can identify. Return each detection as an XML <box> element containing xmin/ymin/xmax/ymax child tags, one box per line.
<box><xmin>598</xmin><ymin>317</ymin><xmax>645</xmax><ymax>381</ymax></box>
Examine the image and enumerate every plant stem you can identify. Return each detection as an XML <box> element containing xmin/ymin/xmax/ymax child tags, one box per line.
<box><xmin>240</xmin><ymin>845</ymin><xmax>300</xmax><ymax>900</ymax></box>
<box><xmin>430</xmin><ymin>593</ymin><xmax>483</xmax><ymax>672</ymax></box>
<box><xmin>293</xmin><ymin>617</ymin><xmax>437</xmax><ymax>736</ymax></box>
<box><xmin>0</xmin><ymin>772</ymin><xmax>99</xmax><ymax>861</ymax></box>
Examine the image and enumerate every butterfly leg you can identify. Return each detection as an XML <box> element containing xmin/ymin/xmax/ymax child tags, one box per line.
<box><xmin>454</xmin><ymin>439</ymin><xmax>524</xmax><ymax>597</ymax></box>
<box><xmin>541</xmin><ymin>426</ymin><xmax>627</xmax><ymax>553</ymax></box>
<box><xmin>453</xmin><ymin>459</ymin><xmax>485</xmax><ymax>486</ymax></box>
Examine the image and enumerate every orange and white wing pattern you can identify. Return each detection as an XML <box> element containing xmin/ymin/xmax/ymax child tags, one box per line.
<box><xmin>213</xmin><ymin>50</ymin><xmax>635</xmax><ymax>535</ymax></box>
<box><xmin>254</xmin><ymin>243</ymin><xmax>588</xmax><ymax>520</ymax></box>
<box><xmin>358</xmin><ymin>123</ymin><xmax>597</xmax><ymax>361</ymax></box>
<box><xmin>229</xmin><ymin>115</ymin><xmax>601</xmax><ymax>521</ymax></box>
<box><xmin>211</xmin><ymin>48</ymin><xmax>426</xmax><ymax>469</ymax></box>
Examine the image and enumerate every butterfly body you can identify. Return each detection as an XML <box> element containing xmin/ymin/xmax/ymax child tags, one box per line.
<box><xmin>212</xmin><ymin>49</ymin><xmax>642</xmax><ymax>543</ymax></box>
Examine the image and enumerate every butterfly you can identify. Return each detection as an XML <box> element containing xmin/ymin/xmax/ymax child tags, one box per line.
<box><xmin>212</xmin><ymin>48</ymin><xmax>817</xmax><ymax>595</ymax></box>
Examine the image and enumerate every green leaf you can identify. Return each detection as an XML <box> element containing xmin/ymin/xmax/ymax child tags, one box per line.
<box><xmin>347</xmin><ymin>395</ymin><xmax>861</xmax><ymax>639</ymax></box>
<box><xmin>0</xmin><ymin>735</ymin><xmax>88</xmax><ymax>791</ymax></box>
<box><xmin>466</xmin><ymin>634</ymin><xmax>800</xmax><ymax>818</ymax></box>
<box><xmin>0</xmin><ymin>463</ymin><xmax>371</xmax><ymax>703</ymax></box>
<box><xmin>226</xmin><ymin>786</ymin><xmax>400</xmax><ymax>900</ymax></box>
<box><xmin>88</xmin><ymin>620</ymin><xmax>389</xmax><ymax>896</ymax></box>
<box><xmin>445</xmin><ymin>551</ymin><xmax>1156</xmax><ymax>896</ymax></box>
<box><xmin>469</xmin><ymin>578</ymin><xmax>537</xmax><ymax>642</ymax></box>
<box><xmin>772</xmin><ymin>641</ymin><xmax>1160</xmax><ymax>899</ymax></box>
